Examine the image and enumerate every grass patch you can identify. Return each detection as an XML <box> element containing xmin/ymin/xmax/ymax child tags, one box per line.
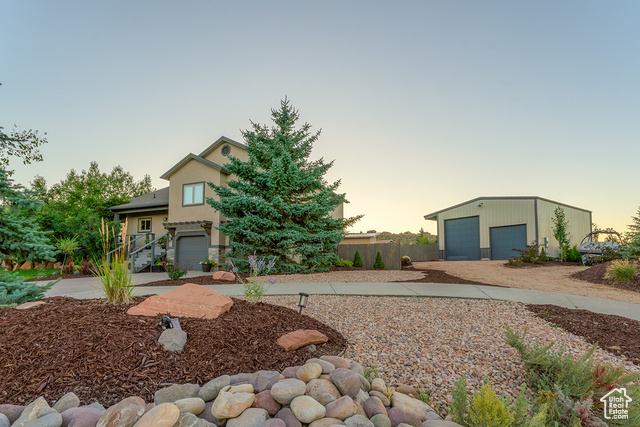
<box><xmin>3</xmin><ymin>269</ymin><xmax>58</xmax><ymax>280</ymax></box>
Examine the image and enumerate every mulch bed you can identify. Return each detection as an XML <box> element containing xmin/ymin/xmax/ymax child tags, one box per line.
<box><xmin>571</xmin><ymin>260</ymin><xmax>640</xmax><ymax>293</ymax></box>
<box><xmin>396</xmin><ymin>266</ymin><xmax>497</xmax><ymax>286</ymax></box>
<box><xmin>0</xmin><ymin>296</ymin><xmax>346</xmax><ymax>406</ymax></box>
<box><xmin>30</xmin><ymin>273</ymin><xmax>95</xmax><ymax>281</ymax></box>
<box><xmin>505</xmin><ymin>261</ymin><xmax>583</xmax><ymax>268</ymax></box>
<box><xmin>526</xmin><ymin>304</ymin><xmax>640</xmax><ymax>365</ymax></box>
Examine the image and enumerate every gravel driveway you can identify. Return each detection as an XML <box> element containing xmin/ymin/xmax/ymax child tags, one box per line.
<box><xmin>262</xmin><ymin>294</ymin><xmax>638</xmax><ymax>412</ymax></box>
<box><xmin>413</xmin><ymin>260</ymin><xmax>640</xmax><ymax>304</ymax></box>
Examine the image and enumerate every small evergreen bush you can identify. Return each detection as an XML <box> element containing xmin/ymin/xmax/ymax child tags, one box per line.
<box><xmin>605</xmin><ymin>259</ymin><xmax>638</xmax><ymax>283</ymax></box>
<box><xmin>373</xmin><ymin>251</ymin><xmax>385</xmax><ymax>269</ymax></box>
<box><xmin>335</xmin><ymin>259</ymin><xmax>353</xmax><ymax>267</ymax></box>
<box><xmin>166</xmin><ymin>263</ymin><xmax>188</xmax><ymax>280</ymax></box>
<box><xmin>353</xmin><ymin>250</ymin><xmax>363</xmax><ymax>268</ymax></box>
<box><xmin>565</xmin><ymin>245</ymin><xmax>583</xmax><ymax>263</ymax></box>
<box><xmin>0</xmin><ymin>271</ymin><xmax>57</xmax><ymax>305</ymax></box>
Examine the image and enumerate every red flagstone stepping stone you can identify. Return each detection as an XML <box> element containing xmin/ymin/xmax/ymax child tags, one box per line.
<box><xmin>16</xmin><ymin>301</ymin><xmax>46</xmax><ymax>310</ymax></box>
<box><xmin>277</xmin><ymin>330</ymin><xmax>328</xmax><ymax>351</ymax></box>
<box><xmin>127</xmin><ymin>283</ymin><xmax>234</xmax><ymax>319</ymax></box>
<box><xmin>212</xmin><ymin>271</ymin><xmax>236</xmax><ymax>281</ymax></box>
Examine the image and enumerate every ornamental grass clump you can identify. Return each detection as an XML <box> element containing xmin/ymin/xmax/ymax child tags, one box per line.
<box><xmin>605</xmin><ymin>259</ymin><xmax>638</xmax><ymax>283</ymax></box>
<box><xmin>231</xmin><ymin>252</ymin><xmax>276</xmax><ymax>304</ymax></box>
<box><xmin>94</xmin><ymin>219</ymin><xmax>134</xmax><ymax>304</ymax></box>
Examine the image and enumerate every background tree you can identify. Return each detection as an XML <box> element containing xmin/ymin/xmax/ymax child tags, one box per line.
<box><xmin>31</xmin><ymin>162</ymin><xmax>154</xmax><ymax>260</ymax></box>
<box><xmin>552</xmin><ymin>207</ymin><xmax>571</xmax><ymax>261</ymax></box>
<box><xmin>208</xmin><ymin>99</ymin><xmax>362</xmax><ymax>273</ymax></box>
<box><xmin>415</xmin><ymin>227</ymin><xmax>436</xmax><ymax>244</ymax></box>
<box><xmin>623</xmin><ymin>206</ymin><xmax>640</xmax><ymax>258</ymax></box>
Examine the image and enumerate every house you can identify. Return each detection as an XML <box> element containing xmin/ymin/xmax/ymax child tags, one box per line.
<box><xmin>424</xmin><ymin>196</ymin><xmax>591</xmax><ymax>261</ymax></box>
<box><xmin>340</xmin><ymin>231</ymin><xmax>381</xmax><ymax>245</ymax></box>
<box><xmin>110</xmin><ymin>136</ymin><xmax>344</xmax><ymax>271</ymax></box>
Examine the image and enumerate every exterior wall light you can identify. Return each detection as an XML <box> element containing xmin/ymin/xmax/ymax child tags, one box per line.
<box><xmin>298</xmin><ymin>292</ymin><xmax>309</xmax><ymax>314</ymax></box>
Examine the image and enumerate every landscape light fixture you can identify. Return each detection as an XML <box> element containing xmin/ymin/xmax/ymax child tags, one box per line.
<box><xmin>298</xmin><ymin>292</ymin><xmax>309</xmax><ymax>314</ymax></box>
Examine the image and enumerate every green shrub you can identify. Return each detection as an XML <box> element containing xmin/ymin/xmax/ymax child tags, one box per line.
<box><xmin>605</xmin><ymin>259</ymin><xmax>638</xmax><ymax>283</ymax></box>
<box><xmin>565</xmin><ymin>245</ymin><xmax>582</xmax><ymax>263</ymax></box>
<box><xmin>166</xmin><ymin>263</ymin><xmax>188</xmax><ymax>280</ymax></box>
<box><xmin>353</xmin><ymin>250</ymin><xmax>363</xmax><ymax>268</ymax></box>
<box><xmin>538</xmin><ymin>247</ymin><xmax>547</xmax><ymax>262</ymax></box>
<box><xmin>335</xmin><ymin>259</ymin><xmax>353</xmax><ymax>267</ymax></box>
<box><xmin>373</xmin><ymin>251</ymin><xmax>385</xmax><ymax>269</ymax></box>
<box><xmin>0</xmin><ymin>271</ymin><xmax>58</xmax><ymax>305</ymax></box>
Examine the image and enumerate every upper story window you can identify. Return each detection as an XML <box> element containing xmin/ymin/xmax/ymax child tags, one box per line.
<box><xmin>221</xmin><ymin>144</ymin><xmax>231</xmax><ymax>156</ymax></box>
<box><xmin>138</xmin><ymin>218</ymin><xmax>152</xmax><ymax>233</ymax></box>
<box><xmin>183</xmin><ymin>182</ymin><xmax>205</xmax><ymax>206</ymax></box>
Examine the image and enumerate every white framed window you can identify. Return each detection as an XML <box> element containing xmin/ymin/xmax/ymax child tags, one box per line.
<box><xmin>183</xmin><ymin>182</ymin><xmax>205</xmax><ymax>206</ymax></box>
<box><xmin>138</xmin><ymin>218</ymin><xmax>152</xmax><ymax>233</ymax></box>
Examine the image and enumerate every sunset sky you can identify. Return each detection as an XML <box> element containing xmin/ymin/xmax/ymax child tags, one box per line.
<box><xmin>2</xmin><ymin>1</ymin><xmax>639</xmax><ymax>237</ymax></box>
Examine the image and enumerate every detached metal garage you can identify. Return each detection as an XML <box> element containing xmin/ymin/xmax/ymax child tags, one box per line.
<box><xmin>424</xmin><ymin>197</ymin><xmax>591</xmax><ymax>261</ymax></box>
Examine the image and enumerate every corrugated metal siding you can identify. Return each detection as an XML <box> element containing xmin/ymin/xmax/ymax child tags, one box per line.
<box><xmin>536</xmin><ymin>200</ymin><xmax>591</xmax><ymax>257</ymax></box>
<box><xmin>436</xmin><ymin>199</ymin><xmax>536</xmax><ymax>250</ymax></box>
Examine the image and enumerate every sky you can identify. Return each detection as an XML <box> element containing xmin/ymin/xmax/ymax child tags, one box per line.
<box><xmin>2</xmin><ymin>1</ymin><xmax>639</xmax><ymax>237</ymax></box>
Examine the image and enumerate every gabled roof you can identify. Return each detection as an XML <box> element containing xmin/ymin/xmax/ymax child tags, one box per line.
<box><xmin>424</xmin><ymin>196</ymin><xmax>591</xmax><ymax>220</ymax></box>
<box><xmin>344</xmin><ymin>232</ymin><xmax>381</xmax><ymax>239</ymax></box>
<box><xmin>198</xmin><ymin>135</ymin><xmax>247</xmax><ymax>159</ymax></box>
<box><xmin>110</xmin><ymin>187</ymin><xmax>170</xmax><ymax>212</ymax></box>
<box><xmin>160</xmin><ymin>153</ymin><xmax>229</xmax><ymax>180</ymax></box>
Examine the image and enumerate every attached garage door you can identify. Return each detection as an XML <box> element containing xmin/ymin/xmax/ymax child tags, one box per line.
<box><xmin>490</xmin><ymin>225</ymin><xmax>527</xmax><ymax>260</ymax></box>
<box><xmin>445</xmin><ymin>217</ymin><xmax>480</xmax><ymax>261</ymax></box>
<box><xmin>176</xmin><ymin>235</ymin><xmax>208</xmax><ymax>270</ymax></box>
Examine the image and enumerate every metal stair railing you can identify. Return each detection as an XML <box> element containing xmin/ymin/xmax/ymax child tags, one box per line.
<box><xmin>128</xmin><ymin>232</ymin><xmax>169</xmax><ymax>273</ymax></box>
<box><xmin>106</xmin><ymin>234</ymin><xmax>148</xmax><ymax>264</ymax></box>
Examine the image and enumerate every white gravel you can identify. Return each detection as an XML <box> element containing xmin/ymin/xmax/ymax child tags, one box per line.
<box><xmin>261</xmin><ymin>294</ymin><xmax>639</xmax><ymax>412</ymax></box>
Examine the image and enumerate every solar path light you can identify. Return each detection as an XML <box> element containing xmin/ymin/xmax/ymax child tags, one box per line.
<box><xmin>298</xmin><ymin>292</ymin><xmax>309</xmax><ymax>314</ymax></box>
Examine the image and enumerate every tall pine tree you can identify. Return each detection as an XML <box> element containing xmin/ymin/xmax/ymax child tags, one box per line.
<box><xmin>208</xmin><ymin>99</ymin><xmax>362</xmax><ymax>273</ymax></box>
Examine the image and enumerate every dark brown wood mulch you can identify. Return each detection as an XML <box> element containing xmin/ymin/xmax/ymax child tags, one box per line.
<box><xmin>0</xmin><ymin>297</ymin><xmax>346</xmax><ymax>406</ymax></box>
<box><xmin>395</xmin><ymin>266</ymin><xmax>498</xmax><ymax>286</ymax></box>
<box><xmin>571</xmin><ymin>260</ymin><xmax>640</xmax><ymax>293</ymax></box>
<box><xmin>505</xmin><ymin>261</ymin><xmax>583</xmax><ymax>268</ymax></box>
<box><xmin>526</xmin><ymin>304</ymin><xmax>640</xmax><ymax>365</ymax></box>
<box><xmin>30</xmin><ymin>273</ymin><xmax>95</xmax><ymax>281</ymax></box>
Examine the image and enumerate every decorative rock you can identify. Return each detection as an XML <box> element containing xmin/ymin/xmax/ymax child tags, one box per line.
<box><xmin>143</xmin><ymin>403</ymin><xmax>155</xmax><ymax>414</ymax></box>
<box><xmin>324</xmin><ymin>396</ymin><xmax>355</xmax><ymax>420</ymax></box>
<box><xmin>199</xmin><ymin>376</ymin><xmax>230</xmax><ymax>402</ymax></box>
<box><xmin>53</xmin><ymin>392</ymin><xmax>80</xmax><ymax>413</ymax></box>
<box><xmin>344</xmin><ymin>414</ymin><xmax>375</xmax><ymax>427</ymax></box>
<box><xmin>281</xmin><ymin>366</ymin><xmax>301</xmax><ymax>378</ymax></box>
<box><xmin>19</xmin><ymin>262</ymin><xmax>33</xmax><ymax>270</ymax></box>
<box><xmin>425</xmin><ymin>411</ymin><xmax>442</xmax><ymax>420</ymax></box>
<box><xmin>354</xmin><ymin>402</ymin><xmax>367</xmax><ymax>418</ymax></box>
<box><xmin>127</xmin><ymin>283</ymin><xmax>233</xmax><ymax>319</ymax></box>
<box><xmin>308</xmin><ymin>419</ymin><xmax>344</xmax><ymax>427</ymax></box>
<box><xmin>38</xmin><ymin>407</ymin><xmax>58</xmax><ymax>417</ymax></box>
<box><xmin>0</xmin><ymin>404</ymin><xmax>24</xmax><ymax>423</ymax></box>
<box><xmin>210</xmin><ymin>386</ymin><xmax>255</xmax><ymax>419</ymax></box>
<box><xmin>317</xmin><ymin>393</ymin><xmax>337</xmax><ymax>406</ymax></box>
<box><xmin>275</xmin><ymin>407</ymin><xmax>302</xmax><ymax>427</ymax></box>
<box><xmin>363</xmin><ymin>397</ymin><xmax>386</xmax><ymax>418</ymax></box>
<box><xmin>306</xmin><ymin>379</ymin><xmax>341</xmax><ymax>402</ymax></box>
<box><xmin>15</xmin><ymin>301</ymin><xmax>46</xmax><ymax>310</ymax></box>
<box><xmin>370</xmin><ymin>413</ymin><xmax>392</xmax><ymax>427</ymax></box>
<box><xmin>263</xmin><ymin>419</ymin><xmax>287</xmax><ymax>427</ymax></box>
<box><xmin>394</xmin><ymin>386</ymin><xmax>417</xmax><ymax>397</ymax></box>
<box><xmin>132</xmin><ymin>403</ymin><xmax>180</xmax><ymax>427</ymax></box>
<box><xmin>61</xmin><ymin>407</ymin><xmax>104</xmax><ymax>427</ymax></box>
<box><xmin>155</xmin><ymin>384</ymin><xmax>200</xmax><ymax>405</ymax></box>
<box><xmin>174</xmin><ymin>398</ymin><xmax>205</xmax><ymax>415</ymax></box>
<box><xmin>53</xmin><ymin>262</ymin><xmax>62</xmax><ymax>270</ymax></box>
<box><xmin>270</xmin><ymin>379</ymin><xmax>306</xmax><ymax>405</ymax></box>
<box><xmin>12</xmin><ymin>397</ymin><xmax>49</xmax><ymax>427</ymax></box>
<box><xmin>390</xmin><ymin>392</ymin><xmax>433</xmax><ymax>421</ymax></box>
<box><xmin>229</xmin><ymin>373</ymin><xmax>254</xmax><ymax>385</ymax></box>
<box><xmin>277</xmin><ymin>330</ymin><xmax>328</xmax><ymax>351</ymax></box>
<box><xmin>226</xmin><ymin>408</ymin><xmax>268</xmax><ymax>427</ymax></box>
<box><xmin>422</xmin><ymin>421</ymin><xmax>465</xmax><ymax>426</ymax></box>
<box><xmin>371</xmin><ymin>379</ymin><xmax>387</xmax><ymax>395</ymax></box>
<box><xmin>296</xmin><ymin>363</ymin><xmax>323</xmax><ymax>382</ymax></box>
<box><xmin>196</xmin><ymin>402</ymin><xmax>225</xmax><ymax>426</ymax></box>
<box><xmin>369</xmin><ymin>391</ymin><xmax>390</xmax><ymax>407</ymax></box>
<box><xmin>356</xmin><ymin>374</ymin><xmax>371</xmax><ymax>392</ymax></box>
<box><xmin>348</xmin><ymin>361</ymin><xmax>365</xmax><ymax>377</ymax></box>
<box><xmin>320</xmin><ymin>356</ymin><xmax>350</xmax><ymax>369</ymax></box>
<box><xmin>252</xmin><ymin>390</ymin><xmax>281</xmax><ymax>416</ymax></box>
<box><xmin>330</xmin><ymin>369</ymin><xmax>361</xmax><ymax>398</ymax></box>
<box><xmin>174</xmin><ymin>412</ymin><xmax>215</xmax><ymax>427</ymax></box>
<box><xmin>386</xmin><ymin>407</ymin><xmax>422</xmax><ymax>427</ymax></box>
<box><xmin>252</xmin><ymin>370</ymin><xmax>282</xmax><ymax>392</ymax></box>
<box><xmin>46</xmin><ymin>261</ymin><xmax>56</xmax><ymax>269</ymax></box>
<box><xmin>96</xmin><ymin>396</ymin><xmax>146</xmax><ymax>427</ymax></box>
<box><xmin>0</xmin><ymin>414</ymin><xmax>8</xmax><ymax>427</ymax></box>
<box><xmin>306</xmin><ymin>358</ymin><xmax>335</xmax><ymax>374</ymax></box>
<box><xmin>290</xmin><ymin>396</ymin><xmax>326</xmax><ymax>424</ymax></box>
<box><xmin>85</xmin><ymin>402</ymin><xmax>106</xmax><ymax>411</ymax></box>
<box><xmin>212</xmin><ymin>271</ymin><xmax>235</xmax><ymax>281</ymax></box>
<box><xmin>22</xmin><ymin>412</ymin><xmax>62</xmax><ymax>427</ymax></box>
<box><xmin>159</xmin><ymin>328</ymin><xmax>188</xmax><ymax>352</ymax></box>
<box><xmin>226</xmin><ymin>384</ymin><xmax>254</xmax><ymax>393</ymax></box>
<box><xmin>354</xmin><ymin>389</ymin><xmax>370</xmax><ymax>406</ymax></box>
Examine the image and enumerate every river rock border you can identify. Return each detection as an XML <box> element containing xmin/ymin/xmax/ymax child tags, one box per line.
<box><xmin>0</xmin><ymin>355</ymin><xmax>462</xmax><ymax>427</ymax></box>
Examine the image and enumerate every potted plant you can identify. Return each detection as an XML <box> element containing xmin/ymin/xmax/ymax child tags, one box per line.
<box><xmin>151</xmin><ymin>259</ymin><xmax>167</xmax><ymax>273</ymax></box>
<box><xmin>200</xmin><ymin>257</ymin><xmax>216</xmax><ymax>272</ymax></box>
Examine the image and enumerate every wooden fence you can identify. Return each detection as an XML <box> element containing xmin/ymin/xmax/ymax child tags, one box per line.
<box><xmin>337</xmin><ymin>243</ymin><xmax>438</xmax><ymax>270</ymax></box>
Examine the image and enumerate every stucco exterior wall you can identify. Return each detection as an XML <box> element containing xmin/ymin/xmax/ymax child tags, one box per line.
<box><xmin>202</xmin><ymin>143</ymin><xmax>249</xmax><ymax>166</ymax></box>
<box><xmin>435</xmin><ymin>199</ymin><xmax>536</xmax><ymax>255</ymax></box>
<box><xmin>536</xmin><ymin>199</ymin><xmax>591</xmax><ymax>257</ymax></box>
<box><xmin>341</xmin><ymin>236</ymin><xmax>376</xmax><ymax>245</ymax></box>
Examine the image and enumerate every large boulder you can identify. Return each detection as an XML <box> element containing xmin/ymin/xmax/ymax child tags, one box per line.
<box><xmin>277</xmin><ymin>330</ymin><xmax>328</xmax><ymax>351</ymax></box>
<box><xmin>127</xmin><ymin>283</ymin><xmax>233</xmax><ymax>319</ymax></box>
